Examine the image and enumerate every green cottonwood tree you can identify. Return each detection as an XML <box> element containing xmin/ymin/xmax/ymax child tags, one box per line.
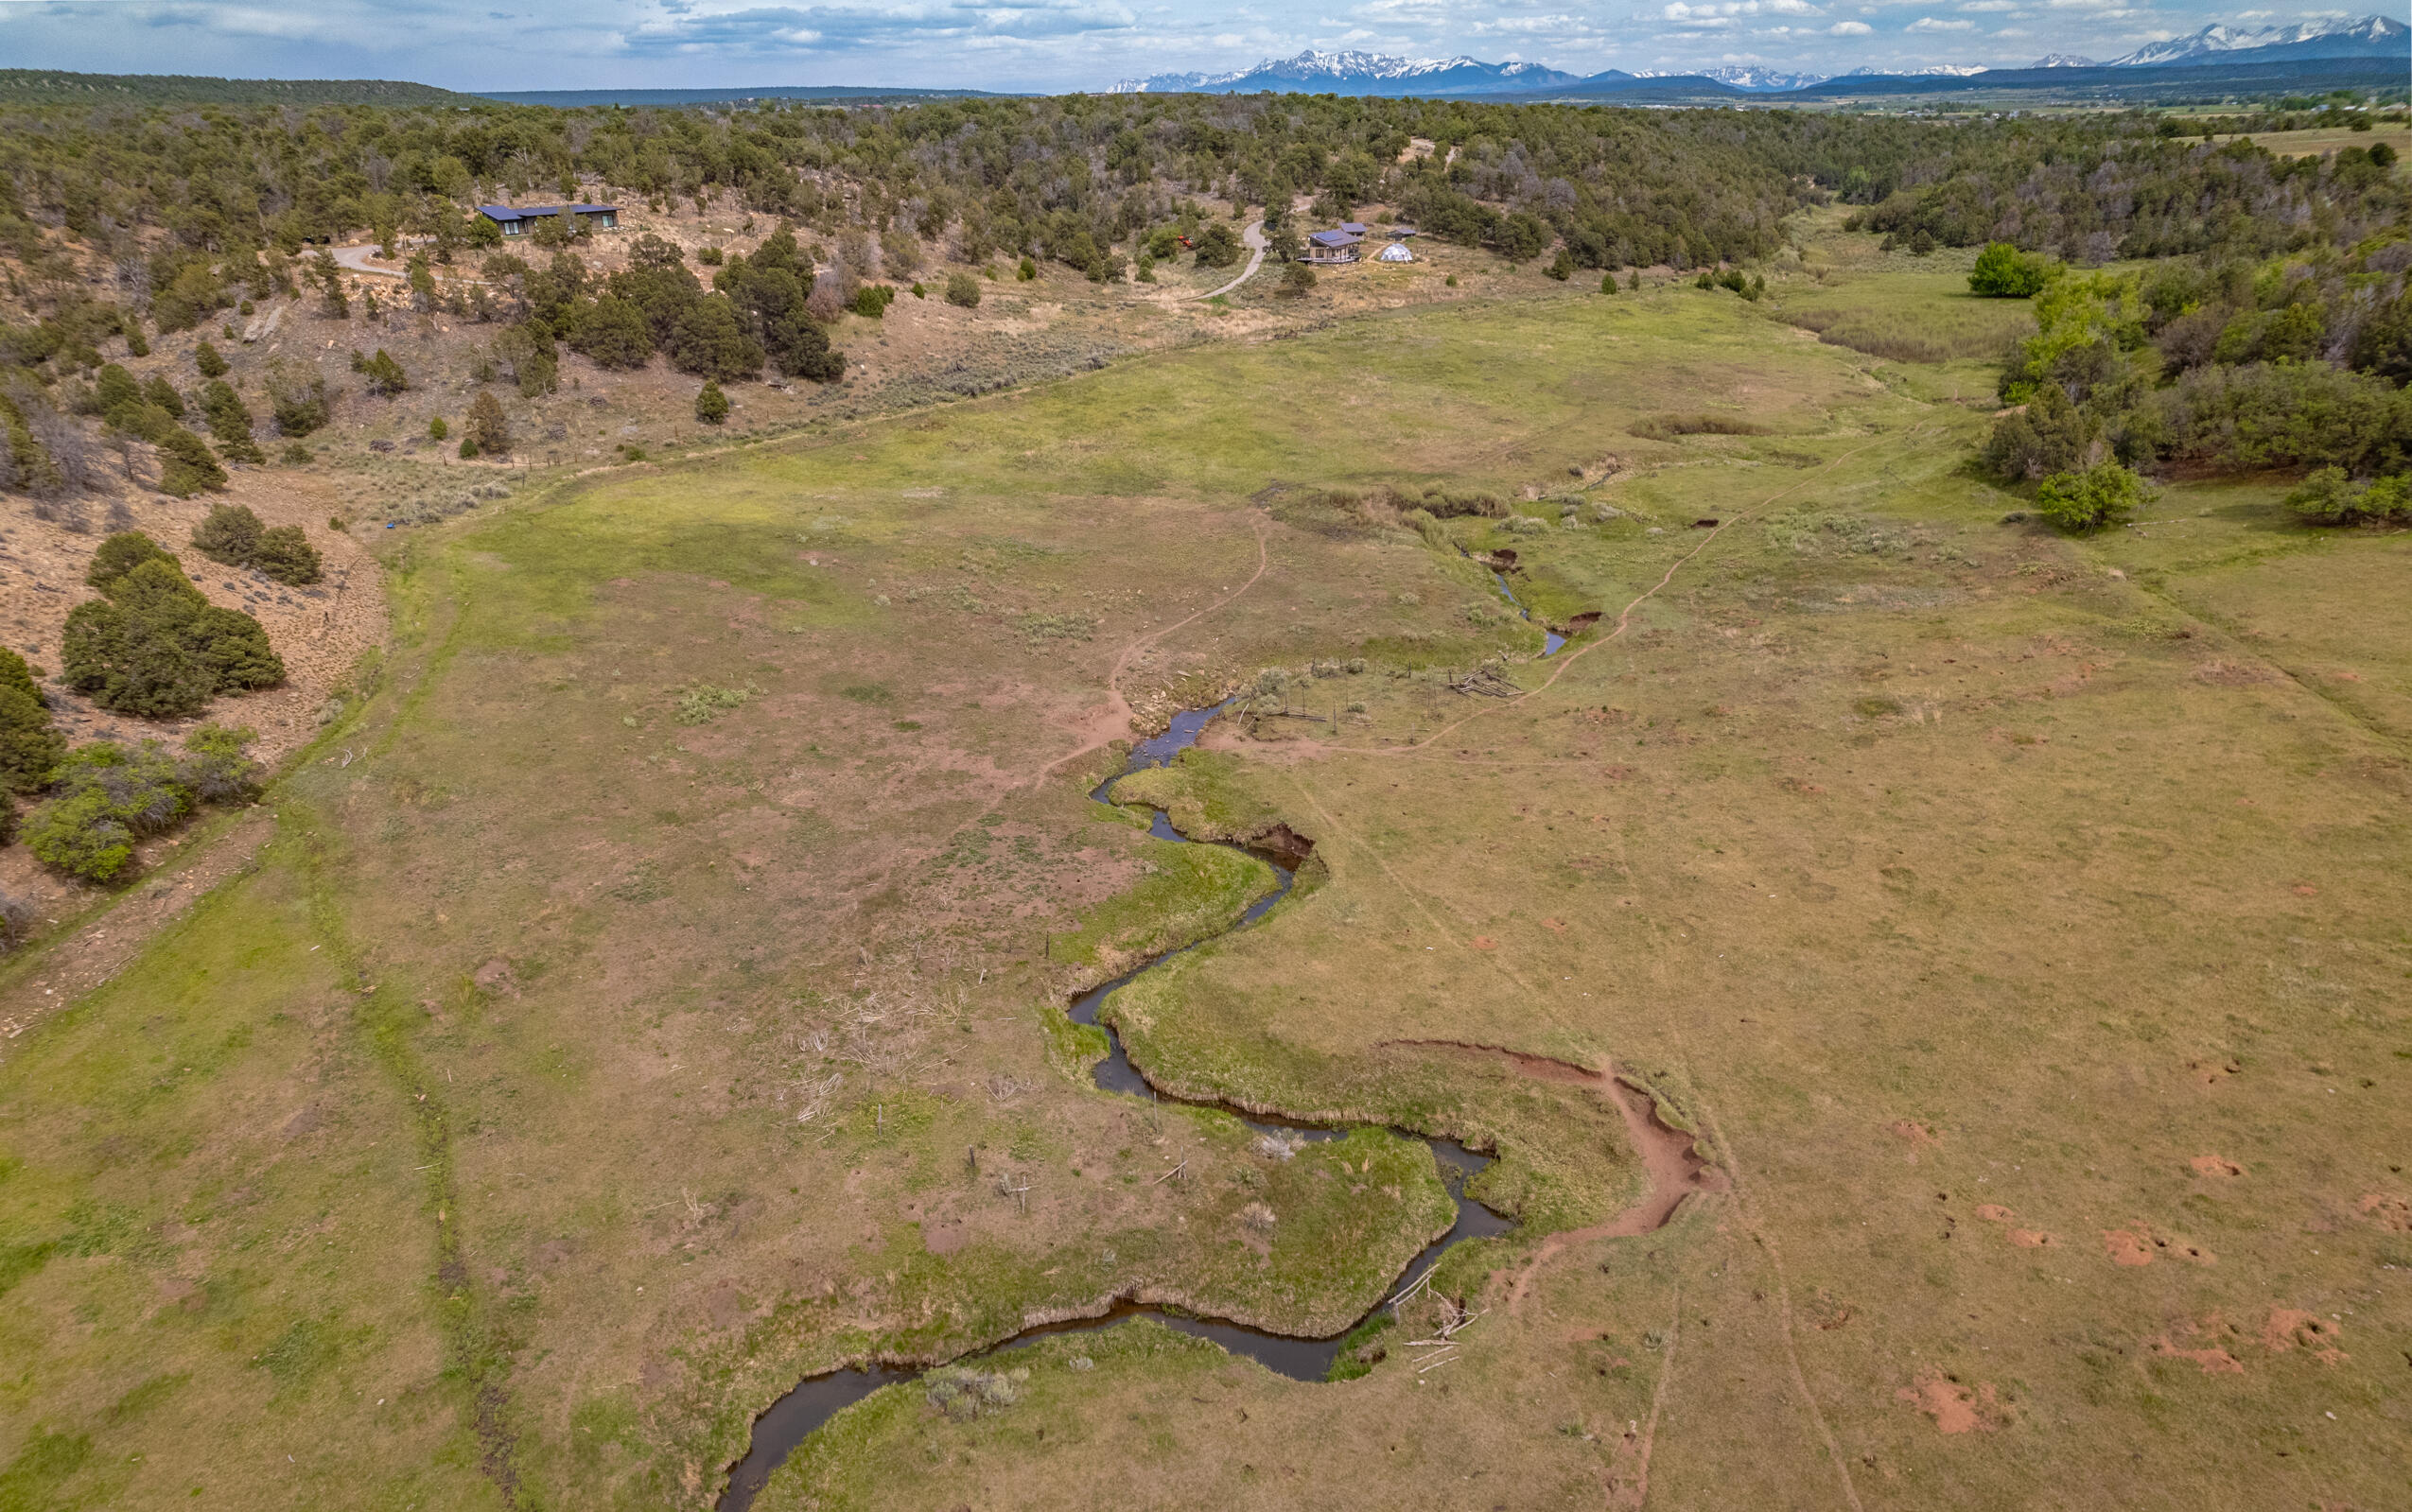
<box><xmin>1968</xmin><ymin>241</ymin><xmax>2053</xmax><ymax>298</ymax></box>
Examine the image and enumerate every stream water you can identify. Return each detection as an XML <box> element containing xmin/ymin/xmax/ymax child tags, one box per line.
<box><xmin>1463</xmin><ymin>547</ymin><xmax>1566</xmax><ymax>656</ymax></box>
<box><xmin>717</xmin><ymin>702</ymin><xmax>1514</xmax><ymax>1512</ymax></box>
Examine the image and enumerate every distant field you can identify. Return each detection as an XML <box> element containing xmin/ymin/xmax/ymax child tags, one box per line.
<box><xmin>4</xmin><ymin>253</ymin><xmax>2407</xmax><ymax>1512</ymax></box>
<box><xmin>1774</xmin><ymin>232</ymin><xmax>2039</xmax><ymax>367</ymax></box>
<box><xmin>1774</xmin><ymin>274</ymin><xmax>2036</xmax><ymax>365</ymax></box>
<box><xmin>2211</xmin><ymin>124</ymin><xmax>2412</xmax><ymax>160</ymax></box>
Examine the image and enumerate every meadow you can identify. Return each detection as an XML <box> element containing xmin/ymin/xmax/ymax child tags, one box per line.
<box><xmin>1</xmin><ymin>241</ymin><xmax>2406</xmax><ymax>1512</ymax></box>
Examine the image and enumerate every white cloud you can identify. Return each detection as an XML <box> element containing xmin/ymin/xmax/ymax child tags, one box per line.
<box><xmin>0</xmin><ymin>0</ymin><xmax>2201</xmax><ymax>95</ymax></box>
<box><xmin>1663</xmin><ymin>0</ymin><xmax>1818</xmax><ymax>19</ymax></box>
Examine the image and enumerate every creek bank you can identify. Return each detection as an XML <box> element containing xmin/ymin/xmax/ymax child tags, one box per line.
<box><xmin>717</xmin><ymin>700</ymin><xmax>1704</xmax><ymax>1510</ymax></box>
<box><xmin>720</xmin><ymin>704</ymin><xmax>1496</xmax><ymax>1511</ymax></box>
<box><xmin>1376</xmin><ymin>1038</ymin><xmax>1723</xmax><ymax>1238</ymax></box>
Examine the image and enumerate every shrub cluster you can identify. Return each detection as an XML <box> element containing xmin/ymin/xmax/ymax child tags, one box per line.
<box><xmin>191</xmin><ymin>504</ymin><xmax>323</xmax><ymax>584</ymax></box>
<box><xmin>63</xmin><ymin>532</ymin><xmax>285</xmax><ymax>717</ymax></box>
<box><xmin>2284</xmin><ymin>466</ymin><xmax>2412</xmax><ymax>525</ymax></box>
<box><xmin>2034</xmin><ymin>462</ymin><xmax>2150</xmax><ymax>534</ymax></box>
<box><xmin>1984</xmin><ymin>235</ymin><xmax>2412</xmax><ymax>506</ymax></box>
<box><xmin>1692</xmin><ymin>267</ymin><xmax>1765</xmax><ymax>301</ymax></box>
<box><xmin>84</xmin><ymin>363</ymin><xmax>228</xmax><ymax>495</ymax></box>
<box><xmin>533</xmin><ymin>228</ymin><xmax>845</xmax><ymax>384</ymax></box>
<box><xmin>21</xmin><ymin>724</ymin><xmax>264</xmax><ymax>884</ymax></box>
<box><xmin>349</xmin><ymin>347</ymin><xmax>410</xmax><ymax>396</ymax></box>
<box><xmin>264</xmin><ymin>360</ymin><xmax>330</xmax><ymax>437</ymax></box>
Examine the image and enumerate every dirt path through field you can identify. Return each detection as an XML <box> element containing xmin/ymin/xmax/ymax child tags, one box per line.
<box><xmin>1499</xmin><ymin>1069</ymin><xmax>1722</xmax><ymax>1313</ymax></box>
<box><xmin>1044</xmin><ymin>512</ymin><xmax>1270</xmax><ymax>781</ymax></box>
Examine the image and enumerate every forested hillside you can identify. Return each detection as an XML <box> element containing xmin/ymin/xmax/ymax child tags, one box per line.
<box><xmin>5</xmin><ymin>91</ymin><xmax>2412</xmax><ymax>509</ymax></box>
<box><xmin>0</xmin><ymin>69</ymin><xmax>468</xmax><ymax>108</ymax></box>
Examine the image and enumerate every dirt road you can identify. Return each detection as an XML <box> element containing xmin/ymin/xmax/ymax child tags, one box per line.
<box><xmin>1197</xmin><ymin>222</ymin><xmax>1269</xmax><ymax>301</ymax></box>
<box><xmin>327</xmin><ymin>243</ymin><xmax>407</xmax><ymax>279</ymax></box>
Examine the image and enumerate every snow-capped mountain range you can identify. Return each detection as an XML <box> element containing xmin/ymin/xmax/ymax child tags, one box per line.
<box><xmin>1634</xmin><ymin>65</ymin><xmax>1827</xmax><ymax>92</ymax></box>
<box><xmin>2100</xmin><ymin>14</ymin><xmax>2403</xmax><ymax>66</ymax></box>
<box><xmin>1108</xmin><ymin>15</ymin><xmax>2406</xmax><ymax>96</ymax></box>
<box><xmin>1109</xmin><ymin>50</ymin><xmax>1582</xmax><ymax>96</ymax></box>
<box><xmin>1848</xmin><ymin>63</ymin><xmax>1989</xmax><ymax>78</ymax></box>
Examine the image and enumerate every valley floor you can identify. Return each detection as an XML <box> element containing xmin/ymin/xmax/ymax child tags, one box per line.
<box><xmin>1</xmin><ymin>248</ymin><xmax>2406</xmax><ymax>1512</ymax></box>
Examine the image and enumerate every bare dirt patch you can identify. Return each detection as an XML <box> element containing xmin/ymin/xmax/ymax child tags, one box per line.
<box><xmin>1896</xmin><ymin>1370</ymin><xmax>2006</xmax><ymax>1434</ymax></box>
<box><xmin>2356</xmin><ymin>1193</ymin><xmax>2410</xmax><ymax>1231</ymax></box>
<box><xmin>2261</xmin><ymin>1308</ymin><xmax>2346</xmax><ymax>1364</ymax></box>
<box><xmin>2103</xmin><ymin>1223</ymin><xmax>2214</xmax><ymax>1266</ymax></box>
<box><xmin>2149</xmin><ymin>1335</ymin><xmax>2246</xmax><ymax>1375</ymax></box>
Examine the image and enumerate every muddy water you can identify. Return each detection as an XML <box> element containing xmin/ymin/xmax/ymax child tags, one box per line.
<box><xmin>717</xmin><ymin>704</ymin><xmax>1515</xmax><ymax>1512</ymax></box>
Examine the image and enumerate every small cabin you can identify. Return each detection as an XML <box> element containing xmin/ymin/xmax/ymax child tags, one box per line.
<box><xmin>1339</xmin><ymin>222</ymin><xmax>1370</xmax><ymax>236</ymax></box>
<box><xmin>477</xmin><ymin>203</ymin><xmax>620</xmax><ymax>236</ymax></box>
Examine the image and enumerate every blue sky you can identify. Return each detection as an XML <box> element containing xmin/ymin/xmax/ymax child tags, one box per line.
<box><xmin>0</xmin><ymin>1</ymin><xmax>2369</xmax><ymax>92</ymax></box>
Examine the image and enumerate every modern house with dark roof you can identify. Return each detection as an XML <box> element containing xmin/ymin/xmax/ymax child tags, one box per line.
<box><xmin>477</xmin><ymin>203</ymin><xmax>620</xmax><ymax>235</ymax></box>
<box><xmin>1301</xmin><ymin>228</ymin><xmax>1362</xmax><ymax>265</ymax></box>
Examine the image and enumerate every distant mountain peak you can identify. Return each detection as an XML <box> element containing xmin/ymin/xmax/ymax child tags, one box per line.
<box><xmin>2029</xmin><ymin>53</ymin><xmax>2097</xmax><ymax>69</ymax></box>
<box><xmin>1634</xmin><ymin>65</ymin><xmax>1828</xmax><ymax>91</ymax></box>
<box><xmin>1110</xmin><ymin>48</ymin><xmax>1582</xmax><ymax>96</ymax></box>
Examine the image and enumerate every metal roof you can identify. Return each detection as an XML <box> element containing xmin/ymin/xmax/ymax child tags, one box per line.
<box><xmin>1307</xmin><ymin>230</ymin><xmax>1361</xmax><ymax>248</ymax></box>
<box><xmin>476</xmin><ymin>203</ymin><xmax>619</xmax><ymax>220</ymax></box>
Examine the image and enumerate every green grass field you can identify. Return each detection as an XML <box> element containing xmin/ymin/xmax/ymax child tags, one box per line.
<box><xmin>3</xmin><ymin>252</ymin><xmax>2407</xmax><ymax>1512</ymax></box>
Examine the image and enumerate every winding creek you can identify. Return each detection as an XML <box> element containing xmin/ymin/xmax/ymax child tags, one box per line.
<box><xmin>719</xmin><ymin>640</ymin><xmax>1696</xmax><ymax>1507</ymax></box>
